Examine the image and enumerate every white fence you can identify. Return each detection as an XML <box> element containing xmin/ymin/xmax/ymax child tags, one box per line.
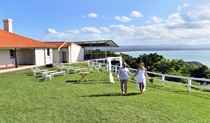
<box><xmin>88</xmin><ymin>60</ymin><xmax>210</xmax><ymax>92</ymax></box>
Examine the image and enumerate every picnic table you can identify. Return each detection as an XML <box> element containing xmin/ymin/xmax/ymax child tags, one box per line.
<box><xmin>74</xmin><ymin>68</ymin><xmax>87</xmax><ymax>74</ymax></box>
<box><xmin>78</xmin><ymin>72</ymin><xmax>89</xmax><ymax>83</ymax></box>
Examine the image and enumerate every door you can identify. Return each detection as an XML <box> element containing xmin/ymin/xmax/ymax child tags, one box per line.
<box><xmin>62</xmin><ymin>51</ymin><xmax>67</xmax><ymax>63</ymax></box>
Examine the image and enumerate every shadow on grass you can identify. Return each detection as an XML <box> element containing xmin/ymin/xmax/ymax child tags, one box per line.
<box><xmin>66</xmin><ymin>80</ymin><xmax>110</xmax><ymax>84</ymax></box>
<box><xmin>148</xmin><ymin>84</ymin><xmax>210</xmax><ymax>100</ymax></box>
<box><xmin>81</xmin><ymin>92</ymin><xmax>140</xmax><ymax>97</ymax></box>
<box><xmin>66</xmin><ymin>80</ymin><xmax>79</xmax><ymax>83</ymax></box>
<box><xmin>39</xmin><ymin>79</ymin><xmax>46</xmax><ymax>82</ymax></box>
<box><xmin>27</xmin><ymin>73</ymin><xmax>33</xmax><ymax>76</ymax></box>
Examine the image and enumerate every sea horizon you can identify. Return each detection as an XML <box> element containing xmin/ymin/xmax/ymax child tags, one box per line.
<box><xmin>117</xmin><ymin>50</ymin><xmax>210</xmax><ymax>68</ymax></box>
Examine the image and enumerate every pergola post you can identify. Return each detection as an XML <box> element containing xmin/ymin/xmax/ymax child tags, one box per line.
<box><xmin>14</xmin><ymin>48</ymin><xmax>18</xmax><ymax>68</ymax></box>
<box><xmin>105</xmin><ymin>43</ymin><xmax>107</xmax><ymax>58</ymax></box>
<box><xmin>90</xmin><ymin>43</ymin><xmax>92</xmax><ymax>59</ymax></box>
<box><xmin>97</xmin><ymin>45</ymin><xmax>98</xmax><ymax>59</ymax></box>
<box><xmin>110</xmin><ymin>46</ymin><xmax>112</xmax><ymax>57</ymax></box>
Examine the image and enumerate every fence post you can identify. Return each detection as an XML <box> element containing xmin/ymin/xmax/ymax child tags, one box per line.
<box><xmin>187</xmin><ymin>78</ymin><xmax>192</xmax><ymax>92</ymax></box>
<box><xmin>115</xmin><ymin>66</ymin><xmax>118</xmax><ymax>74</ymax></box>
<box><xmin>162</xmin><ymin>75</ymin><xmax>165</xmax><ymax>87</ymax></box>
<box><xmin>88</xmin><ymin>60</ymin><xmax>90</xmax><ymax>66</ymax></box>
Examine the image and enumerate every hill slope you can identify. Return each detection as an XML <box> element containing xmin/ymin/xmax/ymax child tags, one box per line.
<box><xmin>0</xmin><ymin>64</ymin><xmax>209</xmax><ymax>122</ymax></box>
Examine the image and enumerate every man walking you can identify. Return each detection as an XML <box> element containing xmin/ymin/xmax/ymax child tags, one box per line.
<box><xmin>117</xmin><ymin>63</ymin><xmax>132</xmax><ymax>95</ymax></box>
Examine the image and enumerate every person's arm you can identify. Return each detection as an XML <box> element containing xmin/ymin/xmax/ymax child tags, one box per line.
<box><xmin>144</xmin><ymin>68</ymin><xmax>149</xmax><ymax>78</ymax></box>
<box><xmin>117</xmin><ymin>68</ymin><xmax>121</xmax><ymax>80</ymax></box>
<box><xmin>132</xmin><ymin>68</ymin><xmax>139</xmax><ymax>80</ymax></box>
<box><xmin>127</xmin><ymin>68</ymin><xmax>133</xmax><ymax>77</ymax></box>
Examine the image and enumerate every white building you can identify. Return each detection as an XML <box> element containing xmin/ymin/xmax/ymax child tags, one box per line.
<box><xmin>45</xmin><ymin>42</ymin><xmax>84</xmax><ymax>63</ymax></box>
<box><xmin>0</xmin><ymin>19</ymin><xmax>54</xmax><ymax>68</ymax></box>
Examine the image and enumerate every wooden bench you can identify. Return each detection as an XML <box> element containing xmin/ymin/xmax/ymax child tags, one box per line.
<box><xmin>66</xmin><ymin>67</ymin><xmax>80</xmax><ymax>72</ymax></box>
<box><xmin>41</xmin><ymin>70</ymin><xmax>57</xmax><ymax>77</ymax></box>
<box><xmin>43</xmin><ymin>74</ymin><xmax>53</xmax><ymax>81</ymax></box>
<box><xmin>32</xmin><ymin>69</ymin><xmax>48</xmax><ymax>76</ymax></box>
<box><xmin>50</xmin><ymin>71</ymin><xmax>66</xmax><ymax>77</ymax></box>
<box><xmin>57</xmin><ymin>66</ymin><xmax>73</xmax><ymax>71</ymax></box>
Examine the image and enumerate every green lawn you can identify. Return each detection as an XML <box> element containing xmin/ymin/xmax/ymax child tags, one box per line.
<box><xmin>0</xmin><ymin>63</ymin><xmax>210</xmax><ymax>123</ymax></box>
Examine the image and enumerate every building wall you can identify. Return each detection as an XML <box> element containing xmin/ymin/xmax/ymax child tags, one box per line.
<box><xmin>45</xmin><ymin>48</ymin><xmax>53</xmax><ymax>64</ymax></box>
<box><xmin>59</xmin><ymin>48</ymin><xmax>68</xmax><ymax>63</ymax></box>
<box><xmin>0</xmin><ymin>49</ymin><xmax>14</xmax><ymax>67</ymax></box>
<box><xmin>35</xmin><ymin>48</ymin><xmax>45</xmax><ymax>66</ymax></box>
<box><xmin>52</xmin><ymin>49</ymin><xmax>59</xmax><ymax>63</ymax></box>
<box><xmin>17</xmin><ymin>49</ymin><xmax>34</xmax><ymax>65</ymax></box>
<box><xmin>70</xmin><ymin>43</ymin><xmax>84</xmax><ymax>63</ymax></box>
<box><xmin>34</xmin><ymin>48</ymin><xmax>53</xmax><ymax>66</ymax></box>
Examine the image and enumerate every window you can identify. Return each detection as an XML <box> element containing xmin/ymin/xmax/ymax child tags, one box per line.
<box><xmin>10</xmin><ymin>49</ymin><xmax>15</xmax><ymax>58</ymax></box>
<box><xmin>47</xmin><ymin>48</ymin><xmax>50</xmax><ymax>56</ymax></box>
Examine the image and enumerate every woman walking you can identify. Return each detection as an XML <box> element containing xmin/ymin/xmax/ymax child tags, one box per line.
<box><xmin>132</xmin><ymin>62</ymin><xmax>147</xmax><ymax>94</ymax></box>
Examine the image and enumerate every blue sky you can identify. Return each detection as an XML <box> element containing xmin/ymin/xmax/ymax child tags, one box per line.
<box><xmin>1</xmin><ymin>0</ymin><xmax>210</xmax><ymax>46</ymax></box>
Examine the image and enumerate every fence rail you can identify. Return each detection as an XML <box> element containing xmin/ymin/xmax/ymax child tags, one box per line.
<box><xmin>88</xmin><ymin>60</ymin><xmax>210</xmax><ymax>92</ymax></box>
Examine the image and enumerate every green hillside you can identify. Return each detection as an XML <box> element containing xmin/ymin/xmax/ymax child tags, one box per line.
<box><xmin>0</xmin><ymin>63</ymin><xmax>209</xmax><ymax>123</ymax></box>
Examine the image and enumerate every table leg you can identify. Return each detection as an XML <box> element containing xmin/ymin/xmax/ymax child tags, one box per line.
<box><xmin>78</xmin><ymin>74</ymin><xmax>87</xmax><ymax>83</ymax></box>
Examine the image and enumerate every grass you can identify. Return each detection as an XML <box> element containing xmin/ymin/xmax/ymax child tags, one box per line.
<box><xmin>0</xmin><ymin>63</ymin><xmax>210</xmax><ymax>123</ymax></box>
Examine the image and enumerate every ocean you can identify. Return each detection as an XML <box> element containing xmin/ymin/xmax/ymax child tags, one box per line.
<box><xmin>120</xmin><ymin>50</ymin><xmax>210</xmax><ymax>67</ymax></box>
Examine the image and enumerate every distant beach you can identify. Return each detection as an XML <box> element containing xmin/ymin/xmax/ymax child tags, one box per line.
<box><xmin>119</xmin><ymin>50</ymin><xmax>210</xmax><ymax>67</ymax></box>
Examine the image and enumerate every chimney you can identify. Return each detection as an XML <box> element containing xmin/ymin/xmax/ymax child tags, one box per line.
<box><xmin>3</xmin><ymin>19</ymin><xmax>13</xmax><ymax>33</ymax></box>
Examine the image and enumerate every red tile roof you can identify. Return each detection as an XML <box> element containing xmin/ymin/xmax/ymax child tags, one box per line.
<box><xmin>0</xmin><ymin>29</ymin><xmax>54</xmax><ymax>48</ymax></box>
<box><xmin>45</xmin><ymin>42</ymin><xmax>72</xmax><ymax>49</ymax></box>
<box><xmin>62</xmin><ymin>42</ymin><xmax>71</xmax><ymax>48</ymax></box>
<box><xmin>45</xmin><ymin>42</ymin><xmax>66</xmax><ymax>48</ymax></box>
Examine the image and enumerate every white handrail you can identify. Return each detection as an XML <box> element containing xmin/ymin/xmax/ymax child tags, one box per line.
<box><xmin>88</xmin><ymin>59</ymin><xmax>210</xmax><ymax>92</ymax></box>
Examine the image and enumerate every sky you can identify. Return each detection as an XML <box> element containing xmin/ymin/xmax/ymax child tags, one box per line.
<box><xmin>1</xmin><ymin>0</ymin><xmax>210</xmax><ymax>46</ymax></box>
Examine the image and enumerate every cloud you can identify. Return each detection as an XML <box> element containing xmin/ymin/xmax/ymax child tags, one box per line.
<box><xmin>66</xmin><ymin>30</ymin><xmax>80</xmax><ymax>34</ymax></box>
<box><xmin>183</xmin><ymin>4</ymin><xmax>189</xmax><ymax>7</ymax></box>
<box><xmin>177</xmin><ymin>4</ymin><xmax>190</xmax><ymax>12</ymax></box>
<box><xmin>44</xmin><ymin>2</ymin><xmax>210</xmax><ymax>46</ymax></box>
<box><xmin>46</xmin><ymin>28</ymin><xmax>58</xmax><ymax>35</ymax></box>
<box><xmin>130</xmin><ymin>11</ymin><xmax>143</xmax><ymax>18</ymax></box>
<box><xmin>178</xmin><ymin>5</ymin><xmax>182</xmax><ymax>11</ymax></box>
<box><xmin>87</xmin><ymin>13</ymin><xmax>98</xmax><ymax>18</ymax></box>
<box><xmin>45</xmin><ymin>28</ymin><xmax>72</xmax><ymax>41</ymax></box>
<box><xmin>99</xmin><ymin>27</ymin><xmax>110</xmax><ymax>32</ymax></box>
<box><xmin>115</xmin><ymin>16</ymin><xmax>132</xmax><ymax>22</ymax></box>
<box><xmin>110</xmin><ymin>24</ymin><xmax>135</xmax><ymax>33</ymax></box>
<box><xmin>81</xmin><ymin>27</ymin><xmax>101</xmax><ymax>34</ymax></box>
<box><xmin>145</xmin><ymin>20</ymin><xmax>152</xmax><ymax>24</ymax></box>
<box><xmin>151</xmin><ymin>16</ymin><xmax>163</xmax><ymax>23</ymax></box>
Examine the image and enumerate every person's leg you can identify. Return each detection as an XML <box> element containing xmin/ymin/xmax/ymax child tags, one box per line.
<box><xmin>120</xmin><ymin>80</ymin><xmax>124</xmax><ymax>94</ymax></box>
<box><xmin>140</xmin><ymin>83</ymin><xmax>143</xmax><ymax>94</ymax></box>
<box><xmin>142</xmin><ymin>83</ymin><xmax>145</xmax><ymax>94</ymax></box>
<box><xmin>139</xmin><ymin>83</ymin><xmax>141</xmax><ymax>94</ymax></box>
<box><xmin>124</xmin><ymin>80</ymin><xmax>128</xmax><ymax>95</ymax></box>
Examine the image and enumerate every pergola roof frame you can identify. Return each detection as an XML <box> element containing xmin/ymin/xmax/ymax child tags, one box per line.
<box><xmin>75</xmin><ymin>40</ymin><xmax>119</xmax><ymax>47</ymax></box>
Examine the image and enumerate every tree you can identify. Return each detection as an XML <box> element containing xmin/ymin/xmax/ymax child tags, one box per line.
<box><xmin>122</xmin><ymin>54</ymin><xmax>137</xmax><ymax>68</ymax></box>
<box><xmin>191</xmin><ymin>65</ymin><xmax>210</xmax><ymax>85</ymax></box>
<box><xmin>136</xmin><ymin>53</ymin><xmax>164</xmax><ymax>72</ymax></box>
<box><xmin>156</xmin><ymin>58</ymin><xmax>171</xmax><ymax>74</ymax></box>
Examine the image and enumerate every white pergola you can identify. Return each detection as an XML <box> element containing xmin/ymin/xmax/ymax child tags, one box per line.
<box><xmin>88</xmin><ymin>57</ymin><xmax>122</xmax><ymax>83</ymax></box>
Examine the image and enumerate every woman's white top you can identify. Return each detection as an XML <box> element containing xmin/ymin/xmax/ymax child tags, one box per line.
<box><xmin>136</xmin><ymin>69</ymin><xmax>147</xmax><ymax>91</ymax></box>
<box><xmin>137</xmin><ymin>69</ymin><xmax>146</xmax><ymax>83</ymax></box>
<box><xmin>118</xmin><ymin>67</ymin><xmax>132</xmax><ymax>80</ymax></box>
